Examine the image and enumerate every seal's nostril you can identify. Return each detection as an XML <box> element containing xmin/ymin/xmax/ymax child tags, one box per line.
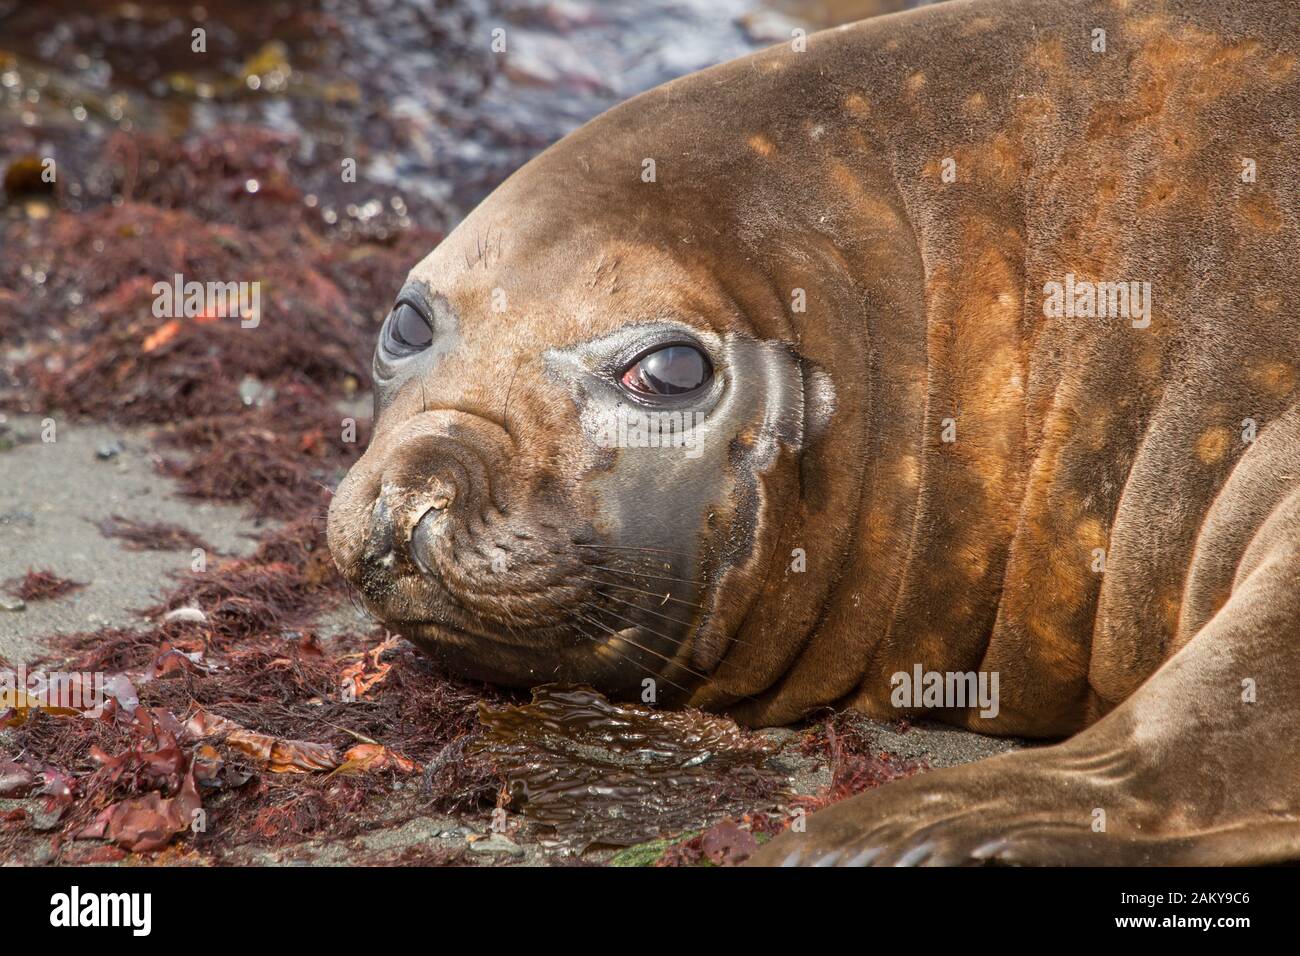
<box><xmin>364</xmin><ymin>497</ymin><xmax>396</xmax><ymax>563</ymax></box>
<box><xmin>410</xmin><ymin>506</ymin><xmax>447</xmax><ymax>576</ymax></box>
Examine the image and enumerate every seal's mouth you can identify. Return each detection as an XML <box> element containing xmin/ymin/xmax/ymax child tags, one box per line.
<box><xmin>386</xmin><ymin>618</ymin><xmax>496</xmax><ymax>646</ymax></box>
<box><xmin>386</xmin><ymin>616</ymin><xmax>574</xmax><ymax>652</ymax></box>
<box><xmin>341</xmin><ymin>528</ymin><xmax>710</xmax><ymax>700</ymax></box>
<box><xmin>393</xmin><ymin>617</ymin><xmax>649</xmax><ymax>658</ymax></box>
<box><xmin>381</xmin><ymin>597</ymin><xmax>697</xmax><ymax>698</ymax></box>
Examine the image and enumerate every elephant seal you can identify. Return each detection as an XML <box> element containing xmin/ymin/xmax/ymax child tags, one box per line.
<box><xmin>327</xmin><ymin>0</ymin><xmax>1300</xmax><ymax>865</ymax></box>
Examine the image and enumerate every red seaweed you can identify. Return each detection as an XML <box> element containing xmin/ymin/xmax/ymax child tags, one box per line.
<box><xmin>6</xmin><ymin>570</ymin><xmax>87</xmax><ymax>603</ymax></box>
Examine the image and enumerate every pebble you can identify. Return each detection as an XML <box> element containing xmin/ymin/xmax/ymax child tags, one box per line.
<box><xmin>95</xmin><ymin>439</ymin><xmax>122</xmax><ymax>460</ymax></box>
<box><xmin>163</xmin><ymin>606</ymin><xmax>207</xmax><ymax>624</ymax></box>
<box><xmin>239</xmin><ymin>375</ymin><xmax>274</xmax><ymax>407</ymax></box>
<box><xmin>469</xmin><ymin>834</ymin><xmax>525</xmax><ymax>857</ymax></box>
<box><xmin>0</xmin><ymin>596</ymin><xmax>25</xmax><ymax>612</ymax></box>
<box><xmin>438</xmin><ymin>825</ymin><xmax>475</xmax><ymax>841</ymax></box>
<box><xmin>30</xmin><ymin>839</ymin><xmax>57</xmax><ymax>866</ymax></box>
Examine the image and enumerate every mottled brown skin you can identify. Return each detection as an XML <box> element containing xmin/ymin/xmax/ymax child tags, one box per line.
<box><xmin>328</xmin><ymin>0</ymin><xmax>1300</xmax><ymax>865</ymax></box>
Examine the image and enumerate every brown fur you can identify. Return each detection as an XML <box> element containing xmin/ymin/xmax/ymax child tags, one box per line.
<box><xmin>329</xmin><ymin>0</ymin><xmax>1300</xmax><ymax>864</ymax></box>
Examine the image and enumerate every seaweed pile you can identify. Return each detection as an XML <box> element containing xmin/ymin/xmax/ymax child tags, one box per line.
<box><xmin>5</xmin><ymin>570</ymin><xmax>87</xmax><ymax>604</ymax></box>
<box><xmin>0</xmin><ymin>483</ymin><xmax>513</xmax><ymax>863</ymax></box>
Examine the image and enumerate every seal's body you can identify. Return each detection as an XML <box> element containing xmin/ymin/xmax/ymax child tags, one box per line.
<box><xmin>329</xmin><ymin>0</ymin><xmax>1300</xmax><ymax>864</ymax></box>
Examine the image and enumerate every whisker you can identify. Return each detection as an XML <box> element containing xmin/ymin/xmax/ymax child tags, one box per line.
<box><xmin>570</xmin><ymin>620</ymin><xmax>694</xmax><ymax>698</ymax></box>
<box><xmin>595</xmin><ymin>590</ymin><xmax>695</xmax><ymax>630</ymax></box>
<box><xmin>586</xmin><ymin>563</ymin><xmax>699</xmax><ymax>586</ymax></box>
<box><xmin>592</xmin><ymin>589</ymin><xmax>754</xmax><ymax>650</ymax></box>
<box><xmin>501</xmin><ymin>358</ymin><xmax>521</xmax><ymax>433</ymax></box>
<box><xmin>573</xmin><ymin>544</ymin><xmax>692</xmax><ymax>557</ymax></box>
<box><xmin>577</xmin><ymin>605</ymin><xmax>761</xmax><ymax>704</ymax></box>
<box><xmin>592</xmin><ymin>603</ymin><xmax>694</xmax><ymax>652</ymax></box>
<box><xmin>575</xmin><ymin>576</ymin><xmax>703</xmax><ymax>610</ymax></box>
<box><xmin>572</xmin><ymin>609</ymin><xmax>712</xmax><ymax>684</ymax></box>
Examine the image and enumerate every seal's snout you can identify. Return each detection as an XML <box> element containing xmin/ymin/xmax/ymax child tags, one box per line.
<box><xmin>368</xmin><ymin>430</ymin><xmax>480</xmax><ymax>576</ymax></box>
<box><xmin>358</xmin><ymin>487</ymin><xmax>452</xmax><ymax>574</ymax></box>
<box><xmin>328</xmin><ymin>403</ymin><xmax>597</xmax><ymax>651</ymax></box>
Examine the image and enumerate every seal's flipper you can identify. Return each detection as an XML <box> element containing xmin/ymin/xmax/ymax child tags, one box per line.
<box><xmin>750</xmin><ymin>484</ymin><xmax>1300</xmax><ymax>866</ymax></box>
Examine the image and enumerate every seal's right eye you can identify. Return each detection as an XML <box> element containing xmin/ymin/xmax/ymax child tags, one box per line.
<box><xmin>381</xmin><ymin>302</ymin><xmax>433</xmax><ymax>357</ymax></box>
<box><xmin>619</xmin><ymin>344</ymin><xmax>712</xmax><ymax>398</ymax></box>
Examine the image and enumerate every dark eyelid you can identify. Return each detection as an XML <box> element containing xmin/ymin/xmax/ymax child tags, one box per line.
<box><xmin>394</xmin><ymin>291</ymin><xmax>433</xmax><ymax>328</ymax></box>
<box><xmin>376</xmin><ymin>279</ymin><xmax>437</xmax><ymax>362</ymax></box>
<box><xmin>617</xmin><ymin>338</ymin><xmax>708</xmax><ymax>375</ymax></box>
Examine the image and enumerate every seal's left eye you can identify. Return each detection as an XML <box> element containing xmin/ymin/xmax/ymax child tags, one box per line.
<box><xmin>382</xmin><ymin>302</ymin><xmax>433</xmax><ymax>356</ymax></box>
<box><xmin>620</xmin><ymin>344</ymin><xmax>712</xmax><ymax>398</ymax></box>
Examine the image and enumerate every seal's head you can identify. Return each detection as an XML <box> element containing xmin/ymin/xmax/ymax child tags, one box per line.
<box><xmin>328</xmin><ymin>39</ymin><xmax>918</xmax><ymax>714</ymax></box>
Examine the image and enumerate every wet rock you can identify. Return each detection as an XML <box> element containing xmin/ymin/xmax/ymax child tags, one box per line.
<box><xmin>431</xmin><ymin>824</ymin><xmax>476</xmax><ymax>842</ymax></box>
<box><xmin>469</xmin><ymin>833</ymin><xmax>525</xmax><ymax>857</ymax></box>
<box><xmin>766</xmin><ymin>752</ymin><xmax>818</xmax><ymax>776</ymax></box>
<box><xmin>27</xmin><ymin>802</ymin><xmax>65</xmax><ymax>832</ymax></box>
<box><xmin>0</xmin><ymin>760</ymin><xmax>38</xmax><ymax>797</ymax></box>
